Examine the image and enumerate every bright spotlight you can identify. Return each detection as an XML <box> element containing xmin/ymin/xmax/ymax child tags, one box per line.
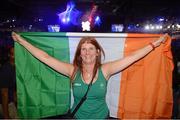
<box><xmin>145</xmin><ymin>25</ymin><xmax>150</xmax><ymax>30</ymax></box>
<box><xmin>82</xmin><ymin>21</ymin><xmax>91</xmax><ymax>31</ymax></box>
<box><xmin>150</xmin><ymin>26</ymin><xmax>154</xmax><ymax>29</ymax></box>
<box><xmin>155</xmin><ymin>25</ymin><xmax>160</xmax><ymax>29</ymax></box>
<box><xmin>94</xmin><ymin>16</ymin><xmax>101</xmax><ymax>26</ymax></box>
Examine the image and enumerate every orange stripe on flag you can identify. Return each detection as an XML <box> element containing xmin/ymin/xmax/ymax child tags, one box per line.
<box><xmin>118</xmin><ymin>34</ymin><xmax>173</xmax><ymax>118</ymax></box>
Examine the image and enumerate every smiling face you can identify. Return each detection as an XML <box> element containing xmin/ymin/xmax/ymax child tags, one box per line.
<box><xmin>80</xmin><ymin>42</ymin><xmax>99</xmax><ymax>65</ymax></box>
<box><xmin>72</xmin><ymin>37</ymin><xmax>105</xmax><ymax>80</ymax></box>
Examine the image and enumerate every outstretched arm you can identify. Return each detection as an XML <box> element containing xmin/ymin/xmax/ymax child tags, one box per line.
<box><xmin>12</xmin><ymin>32</ymin><xmax>74</xmax><ymax>77</ymax></box>
<box><xmin>102</xmin><ymin>34</ymin><xmax>168</xmax><ymax>79</ymax></box>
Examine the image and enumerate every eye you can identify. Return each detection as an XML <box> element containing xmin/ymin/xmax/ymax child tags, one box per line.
<box><xmin>90</xmin><ymin>46</ymin><xmax>96</xmax><ymax>51</ymax></box>
<box><xmin>90</xmin><ymin>47</ymin><xmax>94</xmax><ymax>50</ymax></box>
<box><xmin>81</xmin><ymin>48</ymin><xmax>86</xmax><ymax>51</ymax></box>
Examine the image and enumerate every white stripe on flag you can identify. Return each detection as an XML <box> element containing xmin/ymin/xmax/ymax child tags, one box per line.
<box><xmin>96</xmin><ymin>37</ymin><xmax>126</xmax><ymax>117</ymax></box>
<box><xmin>67</xmin><ymin>32</ymin><xmax>128</xmax><ymax>37</ymax></box>
<box><xmin>68</xmin><ymin>37</ymin><xmax>81</xmax><ymax>108</ymax></box>
<box><xmin>68</xmin><ymin>34</ymin><xmax>127</xmax><ymax>117</ymax></box>
<box><xmin>69</xmin><ymin>37</ymin><xmax>81</xmax><ymax>63</ymax></box>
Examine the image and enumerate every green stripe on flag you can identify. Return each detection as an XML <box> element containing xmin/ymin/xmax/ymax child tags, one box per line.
<box><xmin>15</xmin><ymin>32</ymin><xmax>71</xmax><ymax>118</ymax></box>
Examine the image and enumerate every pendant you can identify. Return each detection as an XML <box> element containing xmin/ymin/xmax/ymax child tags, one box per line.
<box><xmin>87</xmin><ymin>73</ymin><xmax>91</xmax><ymax>78</ymax></box>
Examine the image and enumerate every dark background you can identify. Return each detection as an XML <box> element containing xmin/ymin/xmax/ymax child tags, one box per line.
<box><xmin>0</xmin><ymin>0</ymin><xmax>180</xmax><ymax>118</ymax></box>
<box><xmin>0</xmin><ymin>0</ymin><xmax>179</xmax><ymax>32</ymax></box>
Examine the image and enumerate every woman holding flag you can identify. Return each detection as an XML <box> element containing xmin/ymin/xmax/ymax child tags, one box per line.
<box><xmin>12</xmin><ymin>32</ymin><xmax>167</xmax><ymax>119</ymax></box>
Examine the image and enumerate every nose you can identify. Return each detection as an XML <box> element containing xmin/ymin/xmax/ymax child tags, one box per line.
<box><xmin>85</xmin><ymin>49</ymin><xmax>90</xmax><ymax>55</ymax></box>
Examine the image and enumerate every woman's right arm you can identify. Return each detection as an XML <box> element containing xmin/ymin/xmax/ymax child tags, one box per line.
<box><xmin>12</xmin><ymin>32</ymin><xmax>74</xmax><ymax>77</ymax></box>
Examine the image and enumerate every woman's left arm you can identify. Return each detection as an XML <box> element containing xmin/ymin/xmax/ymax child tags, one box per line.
<box><xmin>102</xmin><ymin>34</ymin><xmax>168</xmax><ymax>79</ymax></box>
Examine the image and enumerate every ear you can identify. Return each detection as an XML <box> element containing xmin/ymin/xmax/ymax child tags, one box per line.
<box><xmin>96</xmin><ymin>49</ymin><xmax>100</xmax><ymax>56</ymax></box>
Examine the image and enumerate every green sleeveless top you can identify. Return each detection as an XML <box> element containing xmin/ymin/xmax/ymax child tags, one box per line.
<box><xmin>71</xmin><ymin>68</ymin><xmax>109</xmax><ymax>119</ymax></box>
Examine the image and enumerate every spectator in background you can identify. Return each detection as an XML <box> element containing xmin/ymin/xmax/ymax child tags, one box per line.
<box><xmin>0</xmin><ymin>47</ymin><xmax>17</xmax><ymax>119</ymax></box>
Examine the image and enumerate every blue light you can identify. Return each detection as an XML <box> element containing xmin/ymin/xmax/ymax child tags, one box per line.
<box><xmin>94</xmin><ymin>16</ymin><xmax>101</xmax><ymax>26</ymax></box>
<box><xmin>157</xmin><ymin>17</ymin><xmax>165</xmax><ymax>22</ymax></box>
<box><xmin>67</xmin><ymin>17</ymin><xmax>70</xmax><ymax>22</ymax></box>
<box><xmin>95</xmin><ymin>16</ymin><xmax>100</xmax><ymax>21</ymax></box>
<box><xmin>58</xmin><ymin>1</ymin><xmax>81</xmax><ymax>25</ymax></box>
<box><xmin>127</xmin><ymin>25</ymin><xmax>132</xmax><ymax>30</ymax></box>
<box><xmin>48</xmin><ymin>25</ymin><xmax>60</xmax><ymax>32</ymax></box>
<box><xmin>62</xmin><ymin>18</ymin><xmax>66</xmax><ymax>23</ymax></box>
<box><xmin>111</xmin><ymin>24</ymin><xmax>124</xmax><ymax>32</ymax></box>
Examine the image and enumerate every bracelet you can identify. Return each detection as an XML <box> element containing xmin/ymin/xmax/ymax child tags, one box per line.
<box><xmin>149</xmin><ymin>42</ymin><xmax>155</xmax><ymax>50</ymax></box>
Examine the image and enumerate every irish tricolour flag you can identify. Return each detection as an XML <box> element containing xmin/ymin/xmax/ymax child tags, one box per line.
<box><xmin>15</xmin><ymin>32</ymin><xmax>173</xmax><ymax>119</ymax></box>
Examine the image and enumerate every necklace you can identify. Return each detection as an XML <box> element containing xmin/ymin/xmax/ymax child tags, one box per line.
<box><xmin>83</xmin><ymin>68</ymin><xmax>92</xmax><ymax>78</ymax></box>
<box><xmin>87</xmin><ymin>73</ymin><xmax>91</xmax><ymax>78</ymax></box>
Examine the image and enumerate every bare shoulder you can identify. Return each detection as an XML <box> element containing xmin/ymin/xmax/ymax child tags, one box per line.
<box><xmin>101</xmin><ymin>61</ymin><xmax>113</xmax><ymax>71</ymax></box>
<box><xmin>101</xmin><ymin>62</ymin><xmax>109</xmax><ymax>70</ymax></box>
